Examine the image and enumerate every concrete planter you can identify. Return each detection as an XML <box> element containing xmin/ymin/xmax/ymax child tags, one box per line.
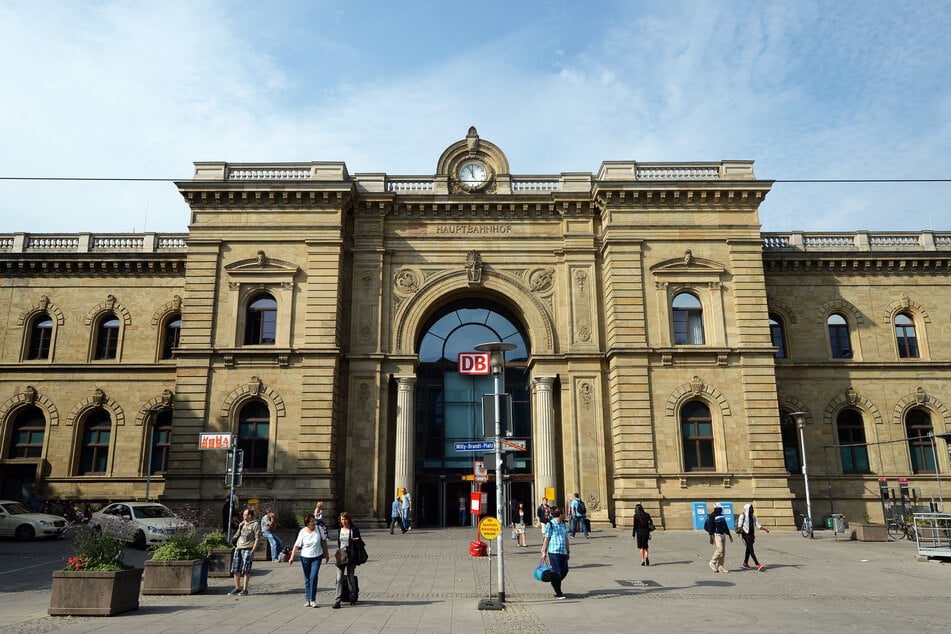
<box><xmin>207</xmin><ymin>547</ymin><xmax>234</xmax><ymax>578</ymax></box>
<box><xmin>851</xmin><ymin>523</ymin><xmax>888</xmax><ymax>542</ymax></box>
<box><xmin>49</xmin><ymin>568</ymin><xmax>143</xmax><ymax>616</ymax></box>
<box><xmin>142</xmin><ymin>558</ymin><xmax>208</xmax><ymax>595</ymax></box>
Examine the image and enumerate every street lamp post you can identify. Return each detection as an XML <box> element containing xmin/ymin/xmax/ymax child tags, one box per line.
<box><xmin>790</xmin><ymin>411</ymin><xmax>813</xmax><ymax>537</ymax></box>
<box><xmin>474</xmin><ymin>341</ymin><xmax>516</xmax><ymax>605</ymax></box>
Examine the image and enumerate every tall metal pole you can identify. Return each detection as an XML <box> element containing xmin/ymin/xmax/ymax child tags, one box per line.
<box><xmin>475</xmin><ymin>341</ymin><xmax>515</xmax><ymax>605</ymax></box>
<box><xmin>792</xmin><ymin>412</ymin><xmax>814</xmax><ymax>537</ymax></box>
<box><xmin>928</xmin><ymin>432</ymin><xmax>943</xmax><ymax>511</ymax></box>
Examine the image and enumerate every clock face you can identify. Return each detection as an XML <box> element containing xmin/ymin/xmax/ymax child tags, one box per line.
<box><xmin>458</xmin><ymin>160</ymin><xmax>488</xmax><ymax>187</ymax></box>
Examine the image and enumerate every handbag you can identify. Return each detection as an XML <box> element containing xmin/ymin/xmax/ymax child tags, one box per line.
<box><xmin>534</xmin><ymin>557</ymin><xmax>553</xmax><ymax>582</ymax></box>
<box><xmin>334</xmin><ymin>547</ymin><xmax>350</xmax><ymax>567</ymax></box>
<box><xmin>351</xmin><ymin>540</ymin><xmax>369</xmax><ymax>566</ymax></box>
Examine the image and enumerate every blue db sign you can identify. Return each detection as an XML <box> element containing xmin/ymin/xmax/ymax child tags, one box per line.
<box><xmin>458</xmin><ymin>352</ymin><xmax>491</xmax><ymax>375</ymax></box>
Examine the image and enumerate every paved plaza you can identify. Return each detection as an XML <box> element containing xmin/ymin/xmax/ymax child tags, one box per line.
<box><xmin>2</xmin><ymin>525</ymin><xmax>950</xmax><ymax>633</ymax></box>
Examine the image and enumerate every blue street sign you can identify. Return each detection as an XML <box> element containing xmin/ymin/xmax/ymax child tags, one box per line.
<box><xmin>454</xmin><ymin>441</ymin><xmax>496</xmax><ymax>452</ymax></box>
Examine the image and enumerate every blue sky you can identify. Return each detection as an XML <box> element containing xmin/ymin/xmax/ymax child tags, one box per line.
<box><xmin>1</xmin><ymin>0</ymin><xmax>949</xmax><ymax>234</ymax></box>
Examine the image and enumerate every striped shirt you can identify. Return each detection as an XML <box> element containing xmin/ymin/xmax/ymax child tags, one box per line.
<box><xmin>543</xmin><ymin>519</ymin><xmax>569</xmax><ymax>554</ymax></box>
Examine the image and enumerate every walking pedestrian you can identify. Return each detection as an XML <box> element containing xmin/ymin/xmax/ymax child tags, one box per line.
<box><xmin>514</xmin><ymin>502</ymin><xmax>528</xmax><ymax>547</ymax></box>
<box><xmin>287</xmin><ymin>513</ymin><xmax>329</xmax><ymax>607</ymax></box>
<box><xmin>737</xmin><ymin>503</ymin><xmax>770</xmax><ymax>571</ymax></box>
<box><xmin>705</xmin><ymin>503</ymin><xmax>733</xmax><ymax>573</ymax></box>
<box><xmin>569</xmin><ymin>493</ymin><xmax>589</xmax><ymax>538</ymax></box>
<box><xmin>228</xmin><ymin>508</ymin><xmax>261</xmax><ymax>596</ymax></box>
<box><xmin>540</xmin><ymin>507</ymin><xmax>570</xmax><ymax>599</ymax></box>
<box><xmin>333</xmin><ymin>512</ymin><xmax>363</xmax><ymax>609</ymax></box>
<box><xmin>400</xmin><ymin>488</ymin><xmax>413</xmax><ymax>531</ymax></box>
<box><xmin>390</xmin><ymin>496</ymin><xmax>402</xmax><ymax>534</ymax></box>
<box><xmin>458</xmin><ymin>495</ymin><xmax>468</xmax><ymax>526</ymax></box>
<box><xmin>261</xmin><ymin>508</ymin><xmax>284</xmax><ymax>561</ymax></box>
<box><xmin>631</xmin><ymin>504</ymin><xmax>654</xmax><ymax>565</ymax></box>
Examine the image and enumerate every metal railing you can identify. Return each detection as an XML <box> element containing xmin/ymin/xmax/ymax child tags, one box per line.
<box><xmin>913</xmin><ymin>513</ymin><xmax>951</xmax><ymax>558</ymax></box>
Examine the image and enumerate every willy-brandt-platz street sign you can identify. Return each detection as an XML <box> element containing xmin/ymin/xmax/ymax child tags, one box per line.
<box><xmin>453</xmin><ymin>439</ymin><xmax>527</xmax><ymax>452</ymax></box>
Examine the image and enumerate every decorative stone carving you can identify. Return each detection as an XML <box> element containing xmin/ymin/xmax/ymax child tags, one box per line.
<box><xmin>690</xmin><ymin>376</ymin><xmax>703</xmax><ymax>395</ymax></box>
<box><xmin>161</xmin><ymin>389</ymin><xmax>174</xmax><ymax>408</ymax></box>
<box><xmin>24</xmin><ymin>385</ymin><xmax>37</xmax><ymax>404</ymax></box>
<box><xmin>577</xmin><ymin>325</ymin><xmax>590</xmax><ymax>342</ymax></box>
<box><xmin>846</xmin><ymin>387</ymin><xmax>859</xmax><ymax>405</ymax></box>
<box><xmin>249</xmin><ymin>376</ymin><xmax>262</xmax><ymax>396</ymax></box>
<box><xmin>394</xmin><ymin>268</ymin><xmax>419</xmax><ymax>293</ymax></box>
<box><xmin>580</xmin><ymin>382</ymin><xmax>593</xmax><ymax>409</ymax></box>
<box><xmin>358</xmin><ymin>383</ymin><xmax>371</xmax><ymax>414</ymax></box>
<box><xmin>529</xmin><ymin>268</ymin><xmax>554</xmax><ymax>293</ymax></box>
<box><xmin>684</xmin><ymin>249</ymin><xmax>694</xmax><ymax>266</ymax></box>
<box><xmin>256</xmin><ymin>250</ymin><xmax>268</xmax><ymax>267</ymax></box>
<box><xmin>106</xmin><ymin>295</ymin><xmax>116</xmax><ymax>310</ymax></box>
<box><xmin>360</xmin><ymin>270</ymin><xmax>373</xmax><ymax>293</ymax></box>
<box><xmin>466</xmin><ymin>250</ymin><xmax>483</xmax><ymax>285</ymax></box>
<box><xmin>900</xmin><ymin>292</ymin><xmax>910</xmax><ymax>308</ymax></box>
<box><xmin>916</xmin><ymin>387</ymin><xmax>928</xmax><ymax>404</ymax></box>
<box><xmin>575</xmin><ymin>270</ymin><xmax>587</xmax><ymax>293</ymax></box>
<box><xmin>93</xmin><ymin>388</ymin><xmax>106</xmax><ymax>407</ymax></box>
<box><xmin>39</xmin><ymin>295</ymin><xmax>50</xmax><ymax>310</ymax></box>
<box><xmin>172</xmin><ymin>295</ymin><xmax>182</xmax><ymax>310</ymax></box>
<box><xmin>228</xmin><ymin>282</ymin><xmax>240</xmax><ymax>291</ymax></box>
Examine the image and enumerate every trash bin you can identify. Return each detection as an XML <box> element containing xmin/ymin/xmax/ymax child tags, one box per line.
<box><xmin>831</xmin><ymin>513</ymin><xmax>846</xmax><ymax>534</ymax></box>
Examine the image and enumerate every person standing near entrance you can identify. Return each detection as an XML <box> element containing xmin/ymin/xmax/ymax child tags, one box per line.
<box><xmin>569</xmin><ymin>493</ymin><xmax>589</xmax><ymax>539</ymax></box>
<box><xmin>400</xmin><ymin>487</ymin><xmax>413</xmax><ymax>532</ymax></box>
<box><xmin>458</xmin><ymin>495</ymin><xmax>467</xmax><ymax>526</ymax></box>
<box><xmin>540</xmin><ymin>507</ymin><xmax>570</xmax><ymax>599</ymax></box>
<box><xmin>390</xmin><ymin>496</ymin><xmax>402</xmax><ymax>534</ymax></box>
<box><xmin>514</xmin><ymin>502</ymin><xmax>528</xmax><ymax>547</ymax></box>
<box><xmin>536</xmin><ymin>498</ymin><xmax>551</xmax><ymax>534</ymax></box>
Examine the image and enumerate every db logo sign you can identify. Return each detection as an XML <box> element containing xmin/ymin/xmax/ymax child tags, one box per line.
<box><xmin>458</xmin><ymin>352</ymin><xmax>491</xmax><ymax>375</ymax></box>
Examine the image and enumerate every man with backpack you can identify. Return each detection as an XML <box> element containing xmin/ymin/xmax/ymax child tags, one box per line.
<box><xmin>705</xmin><ymin>503</ymin><xmax>733</xmax><ymax>573</ymax></box>
<box><xmin>569</xmin><ymin>493</ymin><xmax>589</xmax><ymax>538</ymax></box>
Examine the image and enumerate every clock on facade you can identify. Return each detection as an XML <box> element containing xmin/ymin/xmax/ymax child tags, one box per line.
<box><xmin>457</xmin><ymin>160</ymin><xmax>488</xmax><ymax>188</ymax></box>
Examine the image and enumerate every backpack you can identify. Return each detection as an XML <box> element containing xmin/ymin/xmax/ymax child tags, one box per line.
<box><xmin>703</xmin><ymin>514</ymin><xmax>714</xmax><ymax>533</ymax></box>
<box><xmin>576</xmin><ymin>499</ymin><xmax>586</xmax><ymax>515</ymax></box>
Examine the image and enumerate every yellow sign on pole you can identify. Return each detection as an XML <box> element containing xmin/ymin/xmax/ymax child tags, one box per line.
<box><xmin>479</xmin><ymin>516</ymin><xmax>502</xmax><ymax>540</ymax></box>
<box><xmin>545</xmin><ymin>487</ymin><xmax>555</xmax><ymax>503</ymax></box>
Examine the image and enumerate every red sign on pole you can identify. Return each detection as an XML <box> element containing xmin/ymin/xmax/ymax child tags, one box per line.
<box><xmin>458</xmin><ymin>352</ymin><xmax>491</xmax><ymax>375</ymax></box>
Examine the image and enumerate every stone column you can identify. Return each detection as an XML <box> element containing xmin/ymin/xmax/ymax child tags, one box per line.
<box><xmin>532</xmin><ymin>375</ymin><xmax>557</xmax><ymax>503</ymax></box>
<box><xmin>393</xmin><ymin>376</ymin><xmax>417</xmax><ymax>499</ymax></box>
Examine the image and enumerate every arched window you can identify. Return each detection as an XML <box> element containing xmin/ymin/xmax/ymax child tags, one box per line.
<box><xmin>149</xmin><ymin>410</ymin><xmax>173</xmax><ymax>474</ymax></box>
<box><xmin>894</xmin><ymin>313</ymin><xmax>919</xmax><ymax>359</ymax></box>
<box><xmin>27</xmin><ymin>313</ymin><xmax>54</xmax><ymax>360</ymax></box>
<box><xmin>780</xmin><ymin>411</ymin><xmax>801</xmax><ymax>473</ymax></box>
<box><xmin>769</xmin><ymin>314</ymin><xmax>787</xmax><ymax>359</ymax></box>
<box><xmin>238</xmin><ymin>400</ymin><xmax>270</xmax><ymax>471</ymax></box>
<box><xmin>681</xmin><ymin>400</ymin><xmax>714</xmax><ymax>471</ymax></box>
<box><xmin>94</xmin><ymin>313</ymin><xmax>121</xmax><ymax>360</ymax></box>
<box><xmin>673</xmin><ymin>292</ymin><xmax>704</xmax><ymax>345</ymax></box>
<box><xmin>244</xmin><ymin>294</ymin><xmax>277</xmax><ymax>345</ymax></box>
<box><xmin>416</xmin><ymin>302</ymin><xmax>530</xmax><ymax>475</ymax></box>
<box><xmin>836</xmin><ymin>409</ymin><xmax>869</xmax><ymax>474</ymax></box>
<box><xmin>827</xmin><ymin>314</ymin><xmax>852</xmax><ymax>359</ymax></box>
<box><xmin>8</xmin><ymin>406</ymin><xmax>46</xmax><ymax>458</ymax></box>
<box><xmin>79</xmin><ymin>409</ymin><xmax>111</xmax><ymax>474</ymax></box>
<box><xmin>161</xmin><ymin>314</ymin><xmax>182</xmax><ymax>360</ymax></box>
<box><xmin>906</xmin><ymin>408</ymin><xmax>936</xmax><ymax>474</ymax></box>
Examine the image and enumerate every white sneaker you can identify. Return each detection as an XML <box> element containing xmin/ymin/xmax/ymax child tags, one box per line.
<box><xmin>708</xmin><ymin>561</ymin><xmax>718</xmax><ymax>572</ymax></box>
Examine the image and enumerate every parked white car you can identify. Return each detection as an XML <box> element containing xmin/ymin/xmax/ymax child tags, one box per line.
<box><xmin>0</xmin><ymin>500</ymin><xmax>67</xmax><ymax>540</ymax></box>
<box><xmin>91</xmin><ymin>502</ymin><xmax>192</xmax><ymax>549</ymax></box>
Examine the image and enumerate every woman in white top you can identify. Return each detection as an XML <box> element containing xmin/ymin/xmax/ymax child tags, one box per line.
<box><xmin>288</xmin><ymin>513</ymin><xmax>329</xmax><ymax>607</ymax></box>
<box><xmin>333</xmin><ymin>511</ymin><xmax>363</xmax><ymax>609</ymax></box>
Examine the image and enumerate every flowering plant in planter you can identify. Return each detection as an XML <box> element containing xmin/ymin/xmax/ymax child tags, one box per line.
<box><xmin>63</xmin><ymin>520</ymin><xmax>131</xmax><ymax>571</ymax></box>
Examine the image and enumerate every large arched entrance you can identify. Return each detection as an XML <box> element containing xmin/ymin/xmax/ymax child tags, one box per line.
<box><xmin>414</xmin><ymin>299</ymin><xmax>533</xmax><ymax>527</ymax></box>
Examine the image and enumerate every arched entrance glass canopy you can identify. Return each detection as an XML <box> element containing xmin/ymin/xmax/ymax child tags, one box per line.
<box><xmin>414</xmin><ymin>299</ymin><xmax>532</xmax><ymax>526</ymax></box>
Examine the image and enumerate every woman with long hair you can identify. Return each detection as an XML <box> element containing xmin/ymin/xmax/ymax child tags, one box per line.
<box><xmin>333</xmin><ymin>511</ymin><xmax>362</xmax><ymax>608</ymax></box>
<box><xmin>631</xmin><ymin>504</ymin><xmax>654</xmax><ymax>566</ymax></box>
<box><xmin>287</xmin><ymin>513</ymin><xmax>329</xmax><ymax>607</ymax></box>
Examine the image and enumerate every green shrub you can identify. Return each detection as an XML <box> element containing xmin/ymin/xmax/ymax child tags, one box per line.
<box><xmin>199</xmin><ymin>529</ymin><xmax>231</xmax><ymax>550</ymax></box>
<box><xmin>149</xmin><ymin>526</ymin><xmax>209</xmax><ymax>561</ymax></box>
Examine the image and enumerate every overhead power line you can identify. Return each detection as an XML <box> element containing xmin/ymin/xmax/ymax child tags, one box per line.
<box><xmin>0</xmin><ymin>176</ymin><xmax>949</xmax><ymax>183</ymax></box>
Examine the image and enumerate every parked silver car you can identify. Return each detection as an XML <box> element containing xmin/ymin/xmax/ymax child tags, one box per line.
<box><xmin>91</xmin><ymin>502</ymin><xmax>192</xmax><ymax>549</ymax></box>
<box><xmin>0</xmin><ymin>500</ymin><xmax>67</xmax><ymax>540</ymax></box>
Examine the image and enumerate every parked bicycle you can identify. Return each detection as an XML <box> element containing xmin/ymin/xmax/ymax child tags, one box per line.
<box><xmin>796</xmin><ymin>510</ymin><xmax>813</xmax><ymax>538</ymax></box>
<box><xmin>887</xmin><ymin>514</ymin><xmax>917</xmax><ymax>541</ymax></box>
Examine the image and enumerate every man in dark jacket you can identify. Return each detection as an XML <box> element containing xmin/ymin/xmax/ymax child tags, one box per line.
<box><xmin>706</xmin><ymin>503</ymin><xmax>733</xmax><ymax>573</ymax></box>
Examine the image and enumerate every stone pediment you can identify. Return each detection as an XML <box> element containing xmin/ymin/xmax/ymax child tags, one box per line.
<box><xmin>650</xmin><ymin>250</ymin><xmax>726</xmax><ymax>276</ymax></box>
<box><xmin>224</xmin><ymin>250</ymin><xmax>299</xmax><ymax>277</ymax></box>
